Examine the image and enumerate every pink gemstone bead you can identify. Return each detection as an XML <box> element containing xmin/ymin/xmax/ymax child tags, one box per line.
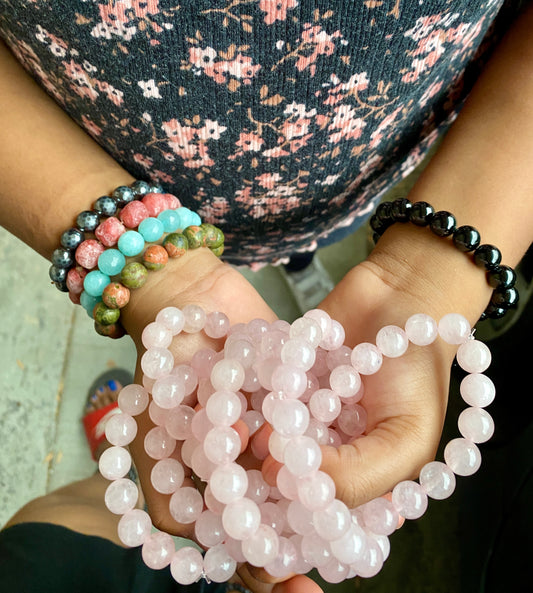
<box><xmin>141</xmin><ymin>321</ymin><xmax>173</xmax><ymax>349</ymax></box>
<box><xmin>142</xmin><ymin>374</ymin><xmax>155</xmax><ymax>392</ymax></box>
<box><xmin>191</xmin><ymin>349</ymin><xmax>217</xmax><ymax>380</ymax></box>
<box><xmin>270</xmin><ymin>364</ymin><xmax>307</xmax><ymax>398</ymax></box>
<box><xmin>281</xmin><ymin>338</ymin><xmax>316</xmax><ymax>371</ymax></box>
<box><xmin>119</xmin><ymin>200</ymin><xmax>150</xmax><ymax>228</ymax></box>
<box><xmin>336</xmin><ymin>404</ymin><xmax>367</xmax><ymax>437</ymax></box>
<box><xmin>191</xmin><ymin>408</ymin><xmax>214</xmax><ymax>441</ymax></box>
<box><xmin>180</xmin><ymin>438</ymin><xmax>199</xmax><ymax>469</ymax></box>
<box><xmin>203</xmin><ymin>543</ymin><xmax>237</xmax><ymax>583</ymax></box>
<box><xmin>246</xmin><ymin>318</ymin><xmax>270</xmax><ymax>342</ymax></box>
<box><xmin>305</xmin><ymin>418</ymin><xmax>329</xmax><ymax>445</ymax></box>
<box><xmin>225</xmin><ymin>339</ymin><xmax>256</xmax><ymax>369</ymax></box>
<box><xmin>105</xmin><ymin>412</ymin><xmax>137</xmax><ymax>446</ymax></box>
<box><xmin>144</xmin><ymin>426</ymin><xmax>176</xmax><ymax>460</ymax></box>
<box><xmin>286</xmin><ymin>500</ymin><xmax>314</xmax><ymax>536</ymax></box>
<box><xmin>361</xmin><ymin>497</ymin><xmax>399</xmax><ymax>536</ymax></box>
<box><xmin>264</xmin><ymin>536</ymin><xmax>298</xmax><ymax>578</ymax></box>
<box><xmin>156</xmin><ymin>306</ymin><xmax>185</xmax><ymax>335</ymax></box>
<box><xmin>246</xmin><ymin>469</ymin><xmax>270</xmax><ymax>504</ymax></box>
<box><xmin>260</xmin><ymin>331</ymin><xmax>287</xmax><ymax>358</ymax></box>
<box><xmin>204</xmin><ymin>311</ymin><xmax>230</xmax><ymax>338</ymax></box>
<box><xmin>320</xmin><ymin>320</ymin><xmax>346</xmax><ymax>351</ymax></box>
<box><xmin>169</xmin><ymin>487</ymin><xmax>204</xmax><ymax>524</ymax></box>
<box><xmin>405</xmin><ymin>313</ymin><xmax>438</xmax><ymax>346</ymax></box>
<box><xmin>329</xmin><ymin>523</ymin><xmax>367</xmax><ymax>565</ymax></box>
<box><xmin>242</xmin><ymin>524</ymin><xmax>280</xmax><ymax>567</ymax></box>
<box><xmin>141</xmin><ymin>347</ymin><xmax>174</xmax><ymax>379</ymax></box>
<box><xmin>142</xmin><ymin>192</ymin><xmax>169</xmax><ymax>217</ymax></box>
<box><xmin>326</xmin><ymin>346</ymin><xmax>352</xmax><ymax>371</ymax></box>
<box><xmin>222</xmin><ymin>497</ymin><xmax>261</xmax><ymax>540</ymax></box>
<box><xmin>182</xmin><ymin>304</ymin><xmax>206</xmax><ymax>333</ymax></box>
<box><xmin>243</xmin><ymin>410</ymin><xmax>265</xmax><ymax>436</ymax></box>
<box><xmin>194</xmin><ymin>510</ymin><xmax>226</xmax><ymax>547</ymax></box>
<box><xmin>317</xmin><ymin>558</ymin><xmax>350</xmax><ymax>584</ymax></box>
<box><xmin>75</xmin><ymin>239</ymin><xmax>105</xmax><ymax>270</ymax></box>
<box><xmin>284</xmin><ymin>436</ymin><xmax>322</xmax><ymax>478</ymax></box>
<box><xmin>151</xmin><ymin>458</ymin><xmax>185</xmax><ymax>494</ymax></box>
<box><xmin>276</xmin><ymin>465</ymin><xmax>300</xmax><ymax>501</ymax></box>
<box><xmin>290</xmin><ymin>317</ymin><xmax>322</xmax><ymax>347</ymax></box>
<box><xmin>165</xmin><ymin>405</ymin><xmax>195</xmax><ymax>440</ymax></box>
<box><xmin>68</xmin><ymin>290</ymin><xmax>81</xmax><ymax>305</ymax></box>
<box><xmin>117</xmin><ymin>509</ymin><xmax>152</xmax><ymax>547</ymax></box>
<box><xmin>118</xmin><ymin>384</ymin><xmax>149</xmax><ymax>416</ymax></box>
<box><xmin>419</xmin><ymin>461</ymin><xmax>456</xmax><ymax>499</ymax></box>
<box><xmin>99</xmin><ymin>446</ymin><xmax>131</xmax><ymax>480</ymax></box>
<box><xmin>272</xmin><ymin>399</ymin><xmax>310</xmax><ymax>437</ymax></box>
<box><xmin>460</xmin><ymin>373</ymin><xmax>496</xmax><ymax>407</ymax></box>
<box><xmin>191</xmin><ymin>445</ymin><xmax>217</xmax><ymax>480</ymax></box>
<box><xmin>204</xmin><ymin>484</ymin><xmax>226</xmax><ymax>515</ymax></box>
<box><xmin>203</xmin><ymin>426</ymin><xmax>241</xmax><ymax>464</ymax></box>
<box><xmin>170</xmin><ymin>546</ymin><xmax>203</xmax><ymax>585</ymax></box>
<box><xmin>104</xmin><ymin>478</ymin><xmax>138</xmax><ymax>514</ymax></box>
<box><xmin>224</xmin><ymin>536</ymin><xmax>246</xmax><ymax>563</ymax></box>
<box><xmin>148</xmin><ymin>401</ymin><xmax>167</xmax><ymax>426</ymax></box>
<box><xmin>297</xmin><ymin>470</ymin><xmax>336</xmax><ymax>511</ymax></box>
<box><xmin>205</xmin><ymin>390</ymin><xmax>242</xmax><ymax>426</ymax></box>
<box><xmin>350</xmin><ymin>343</ymin><xmax>383</xmax><ymax>375</ymax></box>
<box><xmin>163</xmin><ymin>193</ymin><xmax>181</xmax><ymax>209</ymax></box>
<box><xmin>391</xmin><ymin>480</ymin><xmax>428</xmax><ymax>519</ymax></box>
<box><xmin>372</xmin><ymin>533</ymin><xmax>390</xmax><ymax>562</ymax></box>
<box><xmin>268</xmin><ymin>431</ymin><xmax>290</xmax><ymax>462</ymax></box>
<box><xmin>142</xmin><ymin>532</ymin><xmax>175</xmax><ymax>569</ymax></box>
<box><xmin>458</xmin><ymin>407</ymin><xmax>494</xmax><ymax>443</ymax></box>
<box><xmin>209</xmin><ymin>462</ymin><xmax>249</xmax><ymax>504</ymax></box>
<box><xmin>329</xmin><ymin>365</ymin><xmax>362</xmax><ymax>399</ymax></box>
<box><xmin>171</xmin><ymin>364</ymin><xmax>198</xmax><ymax>396</ymax></box>
<box><xmin>376</xmin><ymin>325</ymin><xmax>409</xmax><ymax>358</ymax></box>
<box><xmin>261</xmin><ymin>501</ymin><xmax>286</xmax><ymax>534</ymax></box>
<box><xmin>438</xmin><ymin>313</ymin><xmax>471</xmax><ymax>344</ymax></box>
<box><xmin>313</xmin><ymin>498</ymin><xmax>351</xmax><ymax>541</ymax></box>
<box><xmin>456</xmin><ymin>339</ymin><xmax>492</xmax><ymax>373</ymax></box>
<box><xmin>309</xmin><ymin>389</ymin><xmax>341</xmax><ymax>424</ymax></box>
<box><xmin>444</xmin><ymin>437</ymin><xmax>482</xmax><ymax>476</ymax></box>
<box><xmin>311</xmin><ymin>349</ymin><xmax>330</xmax><ymax>377</ymax></box>
<box><xmin>304</xmin><ymin>309</ymin><xmax>332</xmax><ymax>336</ymax></box>
<box><xmin>152</xmin><ymin>375</ymin><xmax>185</xmax><ymax>409</ymax></box>
<box><xmin>301</xmin><ymin>533</ymin><xmax>332</xmax><ymax>566</ymax></box>
<box><xmin>255</xmin><ymin>357</ymin><xmax>278</xmax><ymax>391</ymax></box>
<box><xmin>211</xmin><ymin>359</ymin><xmax>245</xmax><ymax>392</ymax></box>
<box><xmin>351</xmin><ymin>536</ymin><xmax>383</xmax><ymax>578</ymax></box>
<box><xmin>66</xmin><ymin>266</ymin><xmax>87</xmax><ymax>294</ymax></box>
<box><xmin>95</xmin><ymin>216</ymin><xmax>126</xmax><ymax>247</ymax></box>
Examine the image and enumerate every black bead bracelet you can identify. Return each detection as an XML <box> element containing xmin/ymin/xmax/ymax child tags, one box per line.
<box><xmin>49</xmin><ymin>180</ymin><xmax>163</xmax><ymax>292</ymax></box>
<box><xmin>370</xmin><ymin>198</ymin><xmax>519</xmax><ymax>320</ymax></box>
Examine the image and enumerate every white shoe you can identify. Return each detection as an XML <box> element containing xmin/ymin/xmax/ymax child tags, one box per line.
<box><xmin>280</xmin><ymin>255</ymin><xmax>335</xmax><ymax>314</ymax></box>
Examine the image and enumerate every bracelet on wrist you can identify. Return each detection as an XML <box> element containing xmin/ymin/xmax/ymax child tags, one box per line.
<box><xmin>49</xmin><ymin>180</ymin><xmax>225</xmax><ymax>339</ymax></box>
<box><xmin>369</xmin><ymin>198</ymin><xmax>519</xmax><ymax>321</ymax></box>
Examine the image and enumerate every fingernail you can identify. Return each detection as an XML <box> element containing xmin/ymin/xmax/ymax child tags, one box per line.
<box><xmin>107</xmin><ymin>380</ymin><xmax>118</xmax><ymax>391</ymax></box>
<box><xmin>96</xmin><ymin>386</ymin><xmax>105</xmax><ymax>394</ymax></box>
<box><xmin>90</xmin><ymin>393</ymin><xmax>98</xmax><ymax>402</ymax></box>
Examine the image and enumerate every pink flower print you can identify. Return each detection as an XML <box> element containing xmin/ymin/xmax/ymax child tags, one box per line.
<box><xmin>281</xmin><ymin>118</ymin><xmax>310</xmax><ymax>140</ymax></box>
<box><xmin>226</xmin><ymin>54</ymin><xmax>261</xmax><ymax>84</ymax></box>
<box><xmin>138</xmin><ymin>79</ymin><xmax>162</xmax><ymax>99</ymax></box>
<box><xmin>162</xmin><ymin>119</ymin><xmax>196</xmax><ymax>144</ymax></box>
<box><xmin>131</xmin><ymin>0</ymin><xmax>160</xmax><ymax>18</ymax></box>
<box><xmin>404</xmin><ymin>14</ymin><xmax>442</xmax><ymax>42</ymax></box>
<box><xmin>294</xmin><ymin>25</ymin><xmax>342</xmax><ymax>77</ymax></box>
<box><xmin>152</xmin><ymin>170</ymin><xmax>174</xmax><ymax>184</ymax></box>
<box><xmin>262</xmin><ymin>146</ymin><xmax>290</xmax><ymax>159</ymax></box>
<box><xmin>63</xmin><ymin>59</ymin><xmax>99</xmax><ymax>100</ymax></box>
<box><xmin>236</xmin><ymin>131</ymin><xmax>264</xmax><ymax>152</ymax></box>
<box><xmin>259</xmin><ymin>0</ymin><xmax>299</xmax><ymax>25</ymax></box>
<box><xmin>198</xmin><ymin>197</ymin><xmax>230</xmax><ymax>224</ymax></box>
<box><xmin>328</xmin><ymin>105</ymin><xmax>366</xmax><ymax>143</ymax></box>
<box><xmin>183</xmin><ymin>142</ymin><xmax>214</xmax><ymax>169</ymax></box>
<box><xmin>419</xmin><ymin>80</ymin><xmax>443</xmax><ymax>107</ymax></box>
<box><xmin>189</xmin><ymin>46</ymin><xmax>217</xmax><ymax>69</ymax></box>
<box><xmin>133</xmin><ymin>153</ymin><xmax>154</xmax><ymax>168</ymax></box>
<box><xmin>255</xmin><ymin>172</ymin><xmax>283</xmax><ymax>189</ymax></box>
<box><xmin>235</xmin><ymin>186</ymin><xmax>253</xmax><ymax>204</ymax></box>
<box><xmin>324</xmin><ymin>72</ymin><xmax>370</xmax><ymax>106</ymax></box>
<box><xmin>47</xmin><ymin>34</ymin><xmax>68</xmax><ymax>57</ymax></box>
<box><xmin>99</xmin><ymin>2</ymin><xmax>130</xmax><ymax>25</ymax></box>
<box><xmin>289</xmin><ymin>133</ymin><xmax>312</xmax><ymax>153</ymax></box>
<box><xmin>283</xmin><ymin>102</ymin><xmax>317</xmax><ymax>118</ymax></box>
<box><xmin>197</xmin><ymin>119</ymin><xmax>227</xmax><ymax>141</ymax></box>
<box><xmin>203</xmin><ymin>61</ymin><xmax>230</xmax><ymax>84</ymax></box>
<box><xmin>81</xmin><ymin>115</ymin><xmax>103</xmax><ymax>137</ymax></box>
<box><xmin>413</xmin><ymin>30</ymin><xmax>446</xmax><ymax>58</ymax></box>
<box><xmin>97</xmin><ymin>81</ymin><xmax>124</xmax><ymax>106</ymax></box>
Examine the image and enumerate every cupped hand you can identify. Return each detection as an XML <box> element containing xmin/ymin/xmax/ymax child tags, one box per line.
<box><xmin>120</xmin><ymin>249</ymin><xmax>323</xmax><ymax>593</ymax></box>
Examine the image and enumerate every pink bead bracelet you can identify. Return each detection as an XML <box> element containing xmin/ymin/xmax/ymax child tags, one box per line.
<box><xmin>99</xmin><ymin>308</ymin><xmax>494</xmax><ymax>584</ymax></box>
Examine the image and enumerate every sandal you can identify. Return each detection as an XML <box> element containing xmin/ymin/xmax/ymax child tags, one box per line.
<box><xmin>82</xmin><ymin>369</ymin><xmax>133</xmax><ymax>460</ymax></box>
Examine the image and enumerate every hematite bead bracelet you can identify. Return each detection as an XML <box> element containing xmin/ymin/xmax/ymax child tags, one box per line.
<box><xmin>370</xmin><ymin>198</ymin><xmax>519</xmax><ymax>320</ymax></box>
<box><xmin>49</xmin><ymin>180</ymin><xmax>163</xmax><ymax>292</ymax></box>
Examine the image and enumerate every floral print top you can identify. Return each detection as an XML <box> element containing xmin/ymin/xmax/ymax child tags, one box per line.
<box><xmin>0</xmin><ymin>0</ymin><xmax>523</xmax><ymax>266</ymax></box>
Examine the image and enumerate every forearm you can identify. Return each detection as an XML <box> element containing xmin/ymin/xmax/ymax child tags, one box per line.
<box><xmin>368</xmin><ymin>3</ymin><xmax>533</xmax><ymax>325</ymax></box>
<box><xmin>0</xmin><ymin>40</ymin><xmax>134</xmax><ymax>259</ymax></box>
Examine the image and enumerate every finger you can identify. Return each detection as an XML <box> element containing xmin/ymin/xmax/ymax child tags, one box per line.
<box><xmin>237</xmin><ymin>564</ymin><xmax>324</xmax><ymax>593</ymax></box>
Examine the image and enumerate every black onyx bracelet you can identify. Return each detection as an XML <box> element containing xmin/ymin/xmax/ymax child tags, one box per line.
<box><xmin>370</xmin><ymin>199</ymin><xmax>519</xmax><ymax>320</ymax></box>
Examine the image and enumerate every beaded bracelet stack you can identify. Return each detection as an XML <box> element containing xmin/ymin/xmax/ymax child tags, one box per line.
<box><xmin>49</xmin><ymin>180</ymin><xmax>225</xmax><ymax>338</ymax></box>
<box><xmin>370</xmin><ymin>199</ymin><xmax>519</xmax><ymax>320</ymax></box>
